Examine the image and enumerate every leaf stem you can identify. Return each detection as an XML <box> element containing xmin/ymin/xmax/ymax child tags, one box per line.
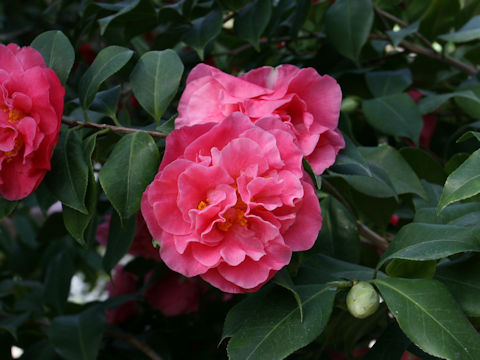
<box><xmin>61</xmin><ymin>119</ymin><xmax>168</xmax><ymax>138</ymax></box>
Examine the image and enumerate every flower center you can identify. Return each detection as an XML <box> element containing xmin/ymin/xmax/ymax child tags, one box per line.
<box><xmin>2</xmin><ymin>106</ymin><xmax>24</xmax><ymax>124</ymax></box>
<box><xmin>216</xmin><ymin>195</ymin><xmax>248</xmax><ymax>232</ymax></box>
<box><xmin>2</xmin><ymin>137</ymin><xmax>23</xmax><ymax>162</ymax></box>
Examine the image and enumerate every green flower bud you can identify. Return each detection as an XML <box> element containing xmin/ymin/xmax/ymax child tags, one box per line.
<box><xmin>346</xmin><ymin>282</ymin><xmax>379</xmax><ymax>319</ymax></box>
<box><xmin>340</xmin><ymin>96</ymin><xmax>360</xmax><ymax>113</ymax></box>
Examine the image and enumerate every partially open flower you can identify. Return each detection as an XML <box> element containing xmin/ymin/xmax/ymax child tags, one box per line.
<box><xmin>141</xmin><ymin>113</ymin><xmax>322</xmax><ymax>293</ymax></box>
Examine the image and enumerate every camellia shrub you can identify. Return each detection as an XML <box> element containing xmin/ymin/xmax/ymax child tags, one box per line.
<box><xmin>1</xmin><ymin>0</ymin><xmax>480</xmax><ymax>359</ymax></box>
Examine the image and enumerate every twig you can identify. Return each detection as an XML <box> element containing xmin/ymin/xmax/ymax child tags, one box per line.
<box><xmin>369</xmin><ymin>34</ymin><xmax>478</xmax><ymax>76</ymax></box>
<box><xmin>61</xmin><ymin>119</ymin><xmax>168</xmax><ymax>138</ymax></box>
<box><xmin>105</xmin><ymin>329</ymin><xmax>163</xmax><ymax>360</ymax></box>
<box><xmin>374</xmin><ymin>6</ymin><xmax>434</xmax><ymax>51</ymax></box>
<box><xmin>321</xmin><ymin>179</ymin><xmax>389</xmax><ymax>251</ymax></box>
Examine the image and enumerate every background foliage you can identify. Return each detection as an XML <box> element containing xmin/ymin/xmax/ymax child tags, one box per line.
<box><xmin>1</xmin><ymin>0</ymin><xmax>480</xmax><ymax>359</ymax></box>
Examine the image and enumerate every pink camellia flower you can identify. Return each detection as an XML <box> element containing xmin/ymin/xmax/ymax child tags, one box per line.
<box><xmin>105</xmin><ymin>265</ymin><xmax>139</xmax><ymax>324</ymax></box>
<box><xmin>176</xmin><ymin>63</ymin><xmax>344</xmax><ymax>175</ymax></box>
<box><xmin>97</xmin><ymin>212</ymin><xmax>160</xmax><ymax>260</ymax></box>
<box><xmin>141</xmin><ymin>113</ymin><xmax>322</xmax><ymax>293</ymax></box>
<box><xmin>144</xmin><ymin>271</ymin><xmax>206</xmax><ymax>316</ymax></box>
<box><xmin>0</xmin><ymin>44</ymin><xmax>64</xmax><ymax>200</ymax></box>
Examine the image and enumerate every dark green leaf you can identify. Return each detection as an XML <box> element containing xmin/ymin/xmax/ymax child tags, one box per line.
<box><xmin>436</xmin><ymin>256</ymin><xmax>480</xmax><ymax>317</ymax></box>
<box><xmin>183</xmin><ymin>10</ymin><xmax>223</xmax><ymax>59</ymax></box>
<box><xmin>273</xmin><ymin>269</ymin><xmax>303</xmax><ymax>322</ymax></box>
<box><xmin>374</xmin><ymin>277</ymin><xmax>480</xmax><ymax>360</ymax></box>
<box><xmin>130</xmin><ymin>50</ymin><xmax>184</xmax><ymax>123</ymax></box>
<box><xmin>360</xmin><ymin>145</ymin><xmax>426</xmax><ymax>198</ymax></box>
<box><xmin>418</xmin><ymin>0</ymin><xmax>461</xmax><ymax>40</ymax></box>
<box><xmin>102</xmin><ymin>212</ymin><xmax>136</xmax><ymax>273</ymax></box>
<box><xmin>31</xmin><ymin>30</ymin><xmax>75</xmax><ymax>84</ymax></box>
<box><xmin>296</xmin><ymin>253</ymin><xmax>381</xmax><ymax>284</ymax></box>
<box><xmin>399</xmin><ymin>148</ymin><xmax>447</xmax><ymax>185</ymax></box>
<box><xmin>414</xmin><ymin>203</ymin><xmax>480</xmax><ymax>227</ymax></box>
<box><xmin>90</xmin><ymin>86</ymin><xmax>122</xmax><ymax>119</ymax></box>
<box><xmin>79</xmin><ymin>46</ymin><xmax>133</xmax><ymax>109</ymax></box>
<box><xmin>0</xmin><ymin>196</ymin><xmax>17</xmax><ymax>219</ymax></box>
<box><xmin>49</xmin><ymin>306</ymin><xmax>105</xmax><ymax>360</ymax></box>
<box><xmin>418</xmin><ymin>90</ymin><xmax>480</xmax><ymax>114</ymax></box>
<box><xmin>363</xmin><ymin>323</ymin><xmax>411</xmax><ymax>360</ymax></box>
<box><xmin>227</xmin><ymin>285</ymin><xmax>336</xmax><ymax>360</ymax></box>
<box><xmin>362</xmin><ymin>93</ymin><xmax>423</xmax><ymax>144</ymax></box>
<box><xmin>378</xmin><ymin>223</ymin><xmax>480</xmax><ymax>268</ymax></box>
<box><xmin>386</xmin><ymin>259</ymin><xmax>436</xmax><ymax>279</ymax></box>
<box><xmin>325</xmin><ymin>0</ymin><xmax>374</xmax><ymax>60</ymax></box>
<box><xmin>99</xmin><ymin>132</ymin><xmax>160</xmax><ymax>220</ymax></box>
<box><xmin>97</xmin><ymin>0</ymin><xmax>140</xmax><ymax>35</ymax></box>
<box><xmin>234</xmin><ymin>0</ymin><xmax>272</xmax><ymax>51</ymax></box>
<box><xmin>457</xmin><ymin>130</ymin><xmax>480</xmax><ymax>143</ymax></box>
<box><xmin>0</xmin><ymin>313</ymin><xmax>29</xmax><ymax>340</ymax></box>
<box><xmin>386</xmin><ymin>20</ymin><xmax>419</xmax><ymax>47</ymax></box>
<box><xmin>46</xmin><ymin>129</ymin><xmax>89</xmax><ymax>214</ymax></box>
<box><xmin>439</xmin><ymin>15</ymin><xmax>480</xmax><ymax>42</ymax></box>
<box><xmin>438</xmin><ymin>149</ymin><xmax>480</xmax><ymax>213</ymax></box>
<box><xmin>365</xmin><ymin>69</ymin><xmax>412</xmax><ymax>97</ymax></box>
<box><xmin>315</xmin><ymin>196</ymin><xmax>360</xmax><ymax>262</ymax></box>
<box><xmin>455</xmin><ymin>84</ymin><xmax>480</xmax><ymax>119</ymax></box>
<box><xmin>43</xmin><ymin>246</ymin><xmax>75</xmax><ymax>314</ymax></box>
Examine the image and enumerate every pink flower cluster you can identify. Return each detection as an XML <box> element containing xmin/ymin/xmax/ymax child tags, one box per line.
<box><xmin>0</xmin><ymin>44</ymin><xmax>64</xmax><ymax>200</ymax></box>
<box><xmin>141</xmin><ymin>64</ymin><xmax>343</xmax><ymax>293</ymax></box>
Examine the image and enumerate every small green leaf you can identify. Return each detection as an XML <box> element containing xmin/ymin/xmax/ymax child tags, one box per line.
<box><xmin>418</xmin><ymin>90</ymin><xmax>480</xmax><ymax>114</ymax></box>
<box><xmin>438</xmin><ymin>149</ymin><xmax>480</xmax><ymax>213</ymax></box>
<box><xmin>439</xmin><ymin>15</ymin><xmax>480</xmax><ymax>42</ymax></box>
<box><xmin>226</xmin><ymin>285</ymin><xmax>336</xmax><ymax>360</ymax></box>
<box><xmin>46</xmin><ymin>128</ymin><xmax>89</xmax><ymax>214</ymax></box>
<box><xmin>365</xmin><ymin>69</ymin><xmax>412</xmax><ymax>97</ymax></box>
<box><xmin>362</xmin><ymin>93</ymin><xmax>423</xmax><ymax>144</ymax></box>
<box><xmin>457</xmin><ymin>130</ymin><xmax>480</xmax><ymax>143</ymax></box>
<box><xmin>79</xmin><ymin>46</ymin><xmax>133</xmax><ymax>109</ymax></box>
<box><xmin>0</xmin><ymin>196</ymin><xmax>17</xmax><ymax>219</ymax></box>
<box><xmin>386</xmin><ymin>20</ymin><xmax>419</xmax><ymax>47</ymax></box>
<box><xmin>97</xmin><ymin>0</ymin><xmax>141</xmax><ymax>35</ymax></box>
<box><xmin>374</xmin><ymin>277</ymin><xmax>480</xmax><ymax>360</ymax></box>
<box><xmin>360</xmin><ymin>145</ymin><xmax>426</xmax><ymax>198</ymax></box>
<box><xmin>414</xmin><ymin>203</ymin><xmax>480</xmax><ymax>227</ymax></box>
<box><xmin>99</xmin><ymin>132</ymin><xmax>160</xmax><ymax>221</ymax></box>
<box><xmin>49</xmin><ymin>306</ymin><xmax>105</xmax><ymax>360</ymax></box>
<box><xmin>436</xmin><ymin>256</ymin><xmax>480</xmax><ymax>317</ymax></box>
<box><xmin>325</xmin><ymin>0</ymin><xmax>374</xmax><ymax>60</ymax></box>
<box><xmin>418</xmin><ymin>0</ymin><xmax>461</xmax><ymax>40</ymax></box>
<box><xmin>378</xmin><ymin>223</ymin><xmax>480</xmax><ymax>269</ymax></box>
<box><xmin>102</xmin><ymin>212</ymin><xmax>136</xmax><ymax>273</ymax></box>
<box><xmin>90</xmin><ymin>86</ymin><xmax>122</xmax><ymax>120</ymax></box>
<box><xmin>273</xmin><ymin>269</ymin><xmax>304</xmax><ymax>322</ymax></box>
<box><xmin>31</xmin><ymin>30</ymin><xmax>75</xmax><ymax>84</ymax></box>
<box><xmin>315</xmin><ymin>196</ymin><xmax>360</xmax><ymax>263</ymax></box>
<box><xmin>130</xmin><ymin>50</ymin><xmax>184</xmax><ymax>123</ymax></box>
<box><xmin>182</xmin><ymin>10</ymin><xmax>223</xmax><ymax>59</ymax></box>
<box><xmin>234</xmin><ymin>0</ymin><xmax>272</xmax><ymax>51</ymax></box>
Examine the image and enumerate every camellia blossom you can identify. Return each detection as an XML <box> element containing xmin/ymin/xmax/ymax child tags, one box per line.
<box><xmin>0</xmin><ymin>43</ymin><xmax>64</xmax><ymax>200</ymax></box>
<box><xmin>176</xmin><ymin>63</ymin><xmax>344</xmax><ymax>174</ymax></box>
<box><xmin>141</xmin><ymin>113</ymin><xmax>322</xmax><ymax>293</ymax></box>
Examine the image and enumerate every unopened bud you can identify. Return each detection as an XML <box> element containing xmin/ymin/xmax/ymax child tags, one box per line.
<box><xmin>346</xmin><ymin>282</ymin><xmax>379</xmax><ymax>319</ymax></box>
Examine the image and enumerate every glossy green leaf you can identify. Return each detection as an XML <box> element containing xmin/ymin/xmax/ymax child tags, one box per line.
<box><xmin>386</xmin><ymin>259</ymin><xmax>436</xmax><ymax>279</ymax></box>
<box><xmin>31</xmin><ymin>30</ymin><xmax>75</xmax><ymax>84</ymax></box>
<box><xmin>130</xmin><ymin>50</ymin><xmax>184</xmax><ymax>123</ymax></box>
<box><xmin>365</xmin><ymin>69</ymin><xmax>412</xmax><ymax>97</ymax></box>
<box><xmin>414</xmin><ymin>203</ymin><xmax>480</xmax><ymax>227</ymax></box>
<box><xmin>439</xmin><ymin>15</ymin><xmax>480</xmax><ymax>42</ymax></box>
<box><xmin>457</xmin><ymin>130</ymin><xmax>480</xmax><ymax>143</ymax></box>
<box><xmin>378</xmin><ymin>223</ymin><xmax>480</xmax><ymax>268</ymax></box>
<box><xmin>325</xmin><ymin>0</ymin><xmax>374</xmax><ymax>60</ymax></box>
<box><xmin>418</xmin><ymin>0</ymin><xmax>461</xmax><ymax>40</ymax></box>
<box><xmin>49</xmin><ymin>306</ymin><xmax>105</xmax><ymax>360</ymax></box>
<box><xmin>455</xmin><ymin>85</ymin><xmax>480</xmax><ymax>119</ymax></box>
<box><xmin>102</xmin><ymin>212</ymin><xmax>136</xmax><ymax>273</ymax></box>
<box><xmin>315</xmin><ymin>196</ymin><xmax>360</xmax><ymax>263</ymax></box>
<box><xmin>227</xmin><ymin>285</ymin><xmax>336</xmax><ymax>360</ymax></box>
<box><xmin>43</xmin><ymin>245</ymin><xmax>75</xmax><ymax>314</ymax></box>
<box><xmin>90</xmin><ymin>86</ymin><xmax>122</xmax><ymax>119</ymax></box>
<box><xmin>374</xmin><ymin>277</ymin><xmax>480</xmax><ymax>360</ymax></box>
<box><xmin>183</xmin><ymin>10</ymin><xmax>222</xmax><ymax>59</ymax></box>
<box><xmin>436</xmin><ymin>256</ymin><xmax>480</xmax><ymax>317</ymax></box>
<box><xmin>386</xmin><ymin>20</ymin><xmax>419</xmax><ymax>47</ymax></box>
<box><xmin>97</xmin><ymin>0</ymin><xmax>140</xmax><ymax>35</ymax></box>
<box><xmin>46</xmin><ymin>129</ymin><xmax>89</xmax><ymax>214</ymax></box>
<box><xmin>418</xmin><ymin>90</ymin><xmax>480</xmax><ymax>114</ymax></box>
<box><xmin>438</xmin><ymin>149</ymin><xmax>480</xmax><ymax>213</ymax></box>
<box><xmin>273</xmin><ymin>269</ymin><xmax>303</xmax><ymax>322</ymax></box>
<box><xmin>79</xmin><ymin>46</ymin><xmax>133</xmax><ymax>109</ymax></box>
<box><xmin>362</xmin><ymin>93</ymin><xmax>423</xmax><ymax>144</ymax></box>
<box><xmin>296</xmin><ymin>253</ymin><xmax>382</xmax><ymax>284</ymax></box>
<box><xmin>360</xmin><ymin>145</ymin><xmax>426</xmax><ymax>198</ymax></box>
<box><xmin>99</xmin><ymin>132</ymin><xmax>160</xmax><ymax>221</ymax></box>
<box><xmin>234</xmin><ymin>0</ymin><xmax>272</xmax><ymax>51</ymax></box>
<box><xmin>363</xmin><ymin>323</ymin><xmax>411</xmax><ymax>360</ymax></box>
<box><xmin>400</xmin><ymin>148</ymin><xmax>447</xmax><ymax>185</ymax></box>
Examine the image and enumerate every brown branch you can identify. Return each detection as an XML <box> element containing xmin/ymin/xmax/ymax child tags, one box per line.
<box><xmin>105</xmin><ymin>329</ymin><xmax>163</xmax><ymax>360</ymax></box>
<box><xmin>321</xmin><ymin>179</ymin><xmax>389</xmax><ymax>251</ymax></box>
<box><xmin>61</xmin><ymin>119</ymin><xmax>168</xmax><ymax>138</ymax></box>
<box><xmin>369</xmin><ymin>34</ymin><xmax>478</xmax><ymax>76</ymax></box>
<box><xmin>373</xmin><ymin>6</ymin><xmax>434</xmax><ymax>51</ymax></box>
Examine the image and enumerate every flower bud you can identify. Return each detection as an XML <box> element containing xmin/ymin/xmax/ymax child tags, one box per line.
<box><xmin>346</xmin><ymin>282</ymin><xmax>379</xmax><ymax>319</ymax></box>
<box><xmin>340</xmin><ymin>96</ymin><xmax>360</xmax><ymax>113</ymax></box>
